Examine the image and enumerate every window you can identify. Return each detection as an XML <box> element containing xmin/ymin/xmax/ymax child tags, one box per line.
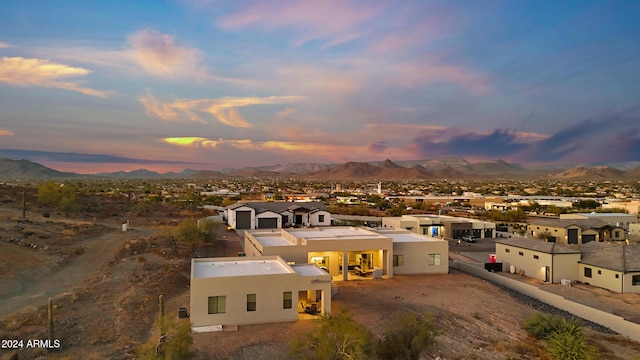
<box><xmin>584</xmin><ymin>267</ymin><xmax>592</xmax><ymax>278</ymax></box>
<box><xmin>533</xmin><ymin>255</ymin><xmax>539</xmax><ymax>260</ymax></box>
<box><xmin>393</xmin><ymin>255</ymin><xmax>404</xmax><ymax>267</ymax></box>
<box><xmin>597</xmin><ymin>270</ymin><xmax>602</xmax><ymax>275</ymax></box>
<box><xmin>283</xmin><ymin>291</ymin><xmax>293</xmax><ymax>309</ymax></box>
<box><xmin>318</xmin><ymin>214</ymin><xmax>325</xmax><ymax>222</ymax></box>
<box><xmin>505</xmin><ymin>248</ymin><xmax>510</xmax><ymax>253</ymax></box>
<box><xmin>615</xmin><ymin>274</ymin><xmax>619</xmax><ymax>279</ymax></box>
<box><xmin>247</xmin><ymin>294</ymin><xmax>256</xmax><ymax>312</ymax></box>
<box><xmin>633</xmin><ymin>275</ymin><xmax>640</xmax><ymax>286</ymax></box>
<box><xmin>518</xmin><ymin>251</ymin><xmax>524</xmax><ymax>256</ymax></box>
<box><xmin>428</xmin><ymin>254</ymin><xmax>441</xmax><ymax>266</ymax></box>
<box><xmin>208</xmin><ymin>296</ymin><xmax>226</xmax><ymax>314</ymax></box>
<box><xmin>615</xmin><ymin>230</ymin><xmax>620</xmax><ymax>237</ymax></box>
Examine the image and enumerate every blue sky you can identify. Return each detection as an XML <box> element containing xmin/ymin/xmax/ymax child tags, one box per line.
<box><xmin>1</xmin><ymin>0</ymin><xmax>639</xmax><ymax>173</ymax></box>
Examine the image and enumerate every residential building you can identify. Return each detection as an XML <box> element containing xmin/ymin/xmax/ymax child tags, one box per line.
<box><xmin>560</xmin><ymin>212</ymin><xmax>637</xmax><ymax>229</ymax></box>
<box><xmin>578</xmin><ymin>242</ymin><xmax>640</xmax><ymax>294</ymax></box>
<box><xmin>527</xmin><ymin>218</ymin><xmax>626</xmax><ymax>244</ymax></box>
<box><xmin>382</xmin><ymin>214</ymin><xmax>495</xmax><ymax>239</ymax></box>
<box><xmin>225</xmin><ymin>202</ymin><xmax>330</xmax><ymax>230</ymax></box>
<box><xmin>602</xmin><ymin>201</ymin><xmax>640</xmax><ymax>215</ymax></box>
<box><xmin>190</xmin><ymin>256</ymin><xmax>331</xmax><ymax>332</ymax></box>
<box><xmin>243</xmin><ymin>226</ymin><xmax>448</xmax><ymax>281</ymax></box>
<box><xmin>495</xmin><ymin>238</ymin><xmax>581</xmax><ymax>283</ymax></box>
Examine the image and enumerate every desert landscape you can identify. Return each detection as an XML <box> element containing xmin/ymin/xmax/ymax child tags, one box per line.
<box><xmin>0</xmin><ymin>184</ymin><xmax>639</xmax><ymax>360</ymax></box>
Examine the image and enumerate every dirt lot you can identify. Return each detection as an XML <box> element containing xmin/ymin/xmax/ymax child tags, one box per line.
<box><xmin>1</xmin><ymin>184</ymin><xmax>639</xmax><ymax>359</ymax></box>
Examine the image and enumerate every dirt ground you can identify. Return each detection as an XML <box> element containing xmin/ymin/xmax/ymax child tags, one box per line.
<box><xmin>1</xmin><ymin>184</ymin><xmax>639</xmax><ymax>359</ymax></box>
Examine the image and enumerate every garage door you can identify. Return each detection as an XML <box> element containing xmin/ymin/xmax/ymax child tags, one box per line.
<box><xmin>567</xmin><ymin>229</ymin><xmax>579</xmax><ymax>244</ymax></box>
<box><xmin>582</xmin><ymin>234</ymin><xmax>596</xmax><ymax>243</ymax></box>
<box><xmin>258</xmin><ymin>218</ymin><xmax>278</xmax><ymax>229</ymax></box>
<box><xmin>236</xmin><ymin>211</ymin><xmax>252</xmax><ymax>229</ymax></box>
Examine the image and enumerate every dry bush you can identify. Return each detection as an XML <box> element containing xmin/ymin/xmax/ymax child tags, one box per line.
<box><xmin>62</xmin><ymin>229</ymin><xmax>76</xmax><ymax>236</ymax></box>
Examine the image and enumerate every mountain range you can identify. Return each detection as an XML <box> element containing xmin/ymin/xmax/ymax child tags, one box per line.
<box><xmin>2</xmin><ymin>157</ymin><xmax>640</xmax><ymax>181</ymax></box>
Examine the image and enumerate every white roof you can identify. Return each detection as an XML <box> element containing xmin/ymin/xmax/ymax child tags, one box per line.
<box><xmin>287</xmin><ymin>227</ymin><xmax>386</xmax><ymax>240</ymax></box>
<box><xmin>193</xmin><ymin>258</ymin><xmax>294</xmax><ymax>278</ymax></box>
<box><xmin>291</xmin><ymin>264</ymin><xmax>329</xmax><ymax>276</ymax></box>
<box><xmin>252</xmin><ymin>233</ymin><xmax>296</xmax><ymax>246</ymax></box>
<box><xmin>384</xmin><ymin>232</ymin><xmax>443</xmax><ymax>243</ymax></box>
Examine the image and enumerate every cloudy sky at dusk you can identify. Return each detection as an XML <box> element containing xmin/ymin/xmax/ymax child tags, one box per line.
<box><xmin>1</xmin><ymin>1</ymin><xmax>639</xmax><ymax>173</ymax></box>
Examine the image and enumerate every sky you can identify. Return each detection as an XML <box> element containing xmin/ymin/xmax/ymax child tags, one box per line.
<box><xmin>1</xmin><ymin>0</ymin><xmax>639</xmax><ymax>173</ymax></box>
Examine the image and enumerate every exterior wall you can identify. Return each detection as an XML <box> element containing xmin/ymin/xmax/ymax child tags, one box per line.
<box><xmin>496</xmin><ymin>243</ymin><xmax>580</xmax><ymax>283</ymax></box>
<box><xmin>623</xmin><ymin>272</ymin><xmax>640</xmax><ymax>294</ymax></box>
<box><xmin>190</xmin><ymin>259</ymin><xmax>331</xmax><ymax>328</ymax></box>
<box><xmin>602</xmin><ymin>202</ymin><xmax>640</xmax><ymax>215</ymax></box>
<box><xmin>630</xmin><ymin>223</ymin><xmax>640</xmax><ymax>236</ymax></box>
<box><xmin>451</xmin><ymin>261</ymin><xmax>640</xmax><ymax>343</ymax></box>
<box><xmin>309</xmin><ymin>210</ymin><xmax>331</xmax><ymax>226</ymax></box>
<box><xmin>578</xmin><ymin>264</ymin><xmax>623</xmax><ymax>293</ymax></box>
<box><xmin>256</xmin><ymin>211</ymin><xmax>282</xmax><ymax>228</ymax></box>
<box><xmin>392</xmin><ymin>240</ymin><xmax>448</xmax><ymax>275</ymax></box>
<box><xmin>382</xmin><ymin>217</ymin><xmax>418</xmax><ymax>232</ymax></box>
<box><xmin>552</xmin><ymin>255</ymin><xmax>580</xmax><ymax>283</ymax></box>
<box><xmin>228</xmin><ymin>206</ymin><xmax>255</xmax><ymax>230</ymax></box>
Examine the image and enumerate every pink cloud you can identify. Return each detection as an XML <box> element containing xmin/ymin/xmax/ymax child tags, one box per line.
<box><xmin>0</xmin><ymin>129</ymin><xmax>15</xmax><ymax>136</ymax></box>
<box><xmin>127</xmin><ymin>29</ymin><xmax>204</xmax><ymax>77</ymax></box>
<box><xmin>217</xmin><ymin>0</ymin><xmax>386</xmax><ymax>46</ymax></box>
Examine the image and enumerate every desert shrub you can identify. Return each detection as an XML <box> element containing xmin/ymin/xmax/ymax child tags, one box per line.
<box><xmin>547</xmin><ymin>331</ymin><xmax>599</xmax><ymax>360</ymax></box>
<box><xmin>524</xmin><ymin>313</ymin><xmax>582</xmax><ymax>340</ymax></box>
<box><xmin>290</xmin><ymin>310</ymin><xmax>373</xmax><ymax>360</ymax></box>
<box><xmin>42</xmin><ymin>212</ymin><xmax>50</xmax><ymax>218</ymax></box>
<box><xmin>138</xmin><ymin>316</ymin><xmax>195</xmax><ymax>360</ymax></box>
<box><xmin>375</xmin><ymin>312</ymin><xmax>438</xmax><ymax>360</ymax></box>
<box><xmin>73</xmin><ymin>246</ymin><xmax>85</xmax><ymax>255</ymax></box>
<box><xmin>62</xmin><ymin>229</ymin><xmax>76</xmax><ymax>236</ymax></box>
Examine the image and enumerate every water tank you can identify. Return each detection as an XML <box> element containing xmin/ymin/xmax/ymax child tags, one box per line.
<box><xmin>509</xmin><ymin>265</ymin><xmax>516</xmax><ymax>274</ymax></box>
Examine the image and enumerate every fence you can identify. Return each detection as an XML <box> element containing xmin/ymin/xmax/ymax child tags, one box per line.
<box><xmin>451</xmin><ymin>261</ymin><xmax>640</xmax><ymax>343</ymax></box>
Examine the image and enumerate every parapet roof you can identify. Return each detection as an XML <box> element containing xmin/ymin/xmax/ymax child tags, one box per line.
<box><xmin>286</xmin><ymin>227</ymin><xmax>387</xmax><ymax>240</ymax></box>
<box><xmin>192</xmin><ymin>257</ymin><xmax>294</xmax><ymax>278</ymax></box>
<box><xmin>375</xmin><ymin>229</ymin><xmax>445</xmax><ymax>243</ymax></box>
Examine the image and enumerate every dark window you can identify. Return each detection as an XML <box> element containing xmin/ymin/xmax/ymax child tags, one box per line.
<box><xmin>584</xmin><ymin>267</ymin><xmax>592</xmax><ymax>278</ymax></box>
<box><xmin>208</xmin><ymin>296</ymin><xmax>226</xmax><ymax>314</ymax></box>
<box><xmin>533</xmin><ymin>255</ymin><xmax>539</xmax><ymax>260</ymax></box>
<box><xmin>633</xmin><ymin>275</ymin><xmax>640</xmax><ymax>285</ymax></box>
<box><xmin>597</xmin><ymin>270</ymin><xmax>602</xmax><ymax>275</ymax></box>
<box><xmin>247</xmin><ymin>294</ymin><xmax>256</xmax><ymax>312</ymax></box>
<box><xmin>283</xmin><ymin>291</ymin><xmax>292</xmax><ymax>309</ymax></box>
<box><xmin>518</xmin><ymin>251</ymin><xmax>524</xmax><ymax>256</ymax></box>
<box><xmin>393</xmin><ymin>255</ymin><xmax>404</xmax><ymax>267</ymax></box>
<box><xmin>318</xmin><ymin>214</ymin><xmax>325</xmax><ymax>222</ymax></box>
<box><xmin>615</xmin><ymin>230</ymin><xmax>620</xmax><ymax>237</ymax></box>
<box><xmin>615</xmin><ymin>274</ymin><xmax>619</xmax><ymax>279</ymax></box>
<box><xmin>505</xmin><ymin>248</ymin><xmax>510</xmax><ymax>253</ymax></box>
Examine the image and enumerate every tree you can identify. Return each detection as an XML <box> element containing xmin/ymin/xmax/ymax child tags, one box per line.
<box><xmin>375</xmin><ymin>312</ymin><xmax>438</xmax><ymax>360</ymax></box>
<box><xmin>37</xmin><ymin>180</ymin><xmax>79</xmax><ymax>212</ymax></box>
<box><xmin>290</xmin><ymin>310</ymin><xmax>373</xmax><ymax>360</ymax></box>
<box><xmin>173</xmin><ymin>218</ymin><xmax>216</xmax><ymax>255</ymax></box>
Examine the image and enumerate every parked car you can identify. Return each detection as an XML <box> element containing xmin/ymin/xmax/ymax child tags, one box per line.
<box><xmin>461</xmin><ymin>235</ymin><xmax>477</xmax><ymax>243</ymax></box>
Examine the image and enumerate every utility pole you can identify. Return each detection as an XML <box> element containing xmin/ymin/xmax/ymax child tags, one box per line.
<box><xmin>48</xmin><ymin>298</ymin><xmax>54</xmax><ymax>344</ymax></box>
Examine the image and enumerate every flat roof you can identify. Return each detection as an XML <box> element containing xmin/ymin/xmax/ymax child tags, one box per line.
<box><xmin>377</xmin><ymin>231</ymin><xmax>444</xmax><ymax>243</ymax></box>
<box><xmin>291</xmin><ymin>264</ymin><xmax>330</xmax><ymax>276</ymax></box>
<box><xmin>287</xmin><ymin>227</ymin><xmax>387</xmax><ymax>241</ymax></box>
<box><xmin>193</xmin><ymin>258</ymin><xmax>294</xmax><ymax>278</ymax></box>
<box><xmin>252</xmin><ymin>233</ymin><xmax>296</xmax><ymax>247</ymax></box>
<box><xmin>495</xmin><ymin>238</ymin><xmax>581</xmax><ymax>254</ymax></box>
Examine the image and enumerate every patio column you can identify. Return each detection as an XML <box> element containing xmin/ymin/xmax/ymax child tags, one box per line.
<box><xmin>384</xmin><ymin>249</ymin><xmax>393</xmax><ymax>278</ymax></box>
<box><xmin>342</xmin><ymin>250</ymin><xmax>349</xmax><ymax>281</ymax></box>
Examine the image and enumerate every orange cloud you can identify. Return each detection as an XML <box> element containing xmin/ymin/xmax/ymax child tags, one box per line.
<box><xmin>141</xmin><ymin>93</ymin><xmax>304</xmax><ymax>128</ymax></box>
<box><xmin>0</xmin><ymin>129</ymin><xmax>15</xmax><ymax>136</ymax></box>
<box><xmin>0</xmin><ymin>57</ymin><xmax>109</xmax><ymax>97</ymax></box>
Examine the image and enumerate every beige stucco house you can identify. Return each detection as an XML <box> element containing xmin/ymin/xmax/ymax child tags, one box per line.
<box><xmin>577</xmin><ymin>242</ymin><xmax>640</xmax><ymax>294</ymax></box>
<box><xmin>527</xmin><ymin>218</ymin><xmax>626</xmax><ymax>244</ymax></box>
<box><xmin>382</xmin><ymin>214</ymin><xmax>495</xmax><ymax>239</ymax></box>
<box><xmin>495</xmin><ymin>238</ymin><xmax>582</xmax><ymax>283</ymax></box>
<box><xmin>190</xmin><ymin>256</ymin><xmax>331</xmax><ymax>332</ymax></box>
<box><xmin>243</xmin><ymin>226</ymin><xmax>448</xmax><ymax>281</ymax></box>
<box><xmin>560</xmin><ymin>212</ymin><xmax>637</xmax><ymax>229</ymax></box>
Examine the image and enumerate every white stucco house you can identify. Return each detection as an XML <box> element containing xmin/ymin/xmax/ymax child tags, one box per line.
<box><xmin>225</xmin><ymin>201</ymin><xmax>330</xmax><ymax>230</ymax></box>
